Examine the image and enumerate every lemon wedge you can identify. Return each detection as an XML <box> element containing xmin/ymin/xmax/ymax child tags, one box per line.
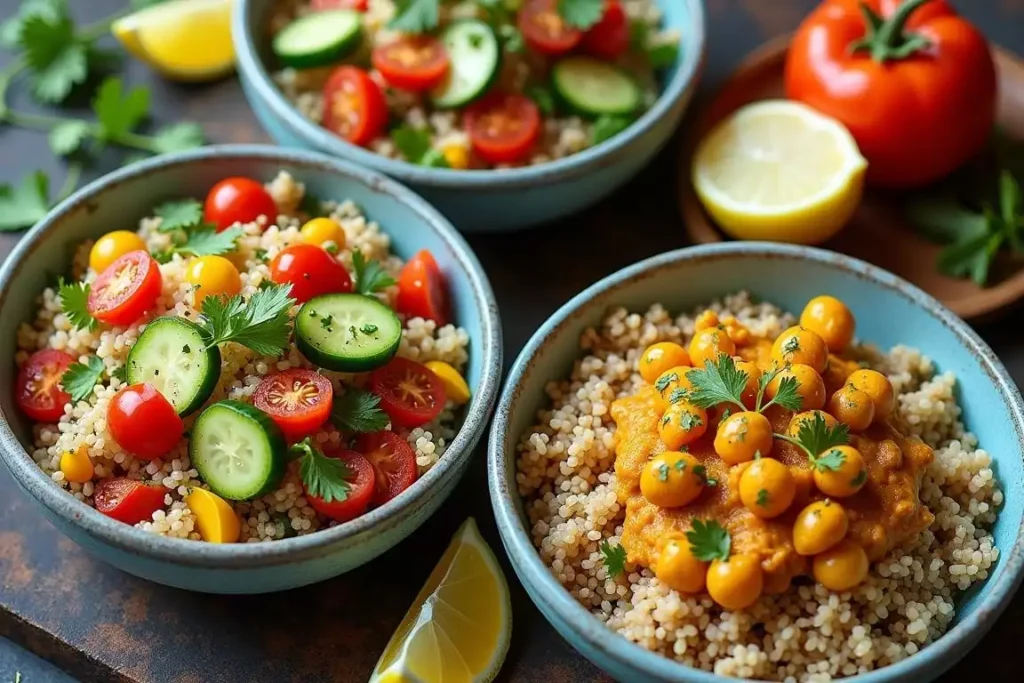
<box><xmin>370</xmin><ymin>518</ymin><xmax>512</xmax><ymax>683</ymax></box>
<box><xmin>692</xmin><ymin>100</ymin><xmax>868</xmax><ymax>245</ymax></box>
<box><xmin>112</xmin><ymin>0</ymin><xmax>236</xmax><ymax>82</ymax></box>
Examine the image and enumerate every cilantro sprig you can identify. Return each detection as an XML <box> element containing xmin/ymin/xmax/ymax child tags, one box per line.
<box><xmin>331</xmin><ymin>387</ymin><xmax>390</xmax><ymax>433</ymax></box>
<box><xmin>60</xmin><ymin>355</ymin><xmax>105</xmax><ymax>404</ymax></box>
<box><xmin>685</xmin><ymin>519</ymin><xmax>731</xmax><ymax>562</ymax></box>
<box><xmin>290</xmin><ymin>438</ymin><xmax>352</xmax><ymax>504</ymax></box>
<box><xmin>58</xmin><ymin>278</ymin><xmax>97</xmax><ymax>332</ymax></box>
<box><xmin>686</xmin><ymin>354</ymin><xmax>750</xmax><ymax>412</ymax></box>
<box><xmin>353</xmin><ymin>248</ymin><xmax>397</xmax><ymax>295</ymax></box>
<box><xmin>155</xmin><ymin>199</ymin><xmax>204</xmax><ymax>233</ymax></box>
<box><xmin>774</xmin><ymin>412</ymin><xmax>850</xmax><ymax>471</ymax></box>
<box><xmin>198</xmin><ymin>283</ymin><xmax>296</xmax><ymax>356</ymax></box>
<box><xmin>600</xmin><ymin>540</ymin><xmax>627</xmax><ymax>578</ymax></box>
<box><xmin>390</xmin><ymin>125</ymin><xmax>449</xmax><ymax>168</ymax></box>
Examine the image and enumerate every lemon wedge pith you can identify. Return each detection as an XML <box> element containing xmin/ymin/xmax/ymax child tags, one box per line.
<box><xmin>692</xmin><ymin>100</ymin><xmax>868</xmax><ymax>245</ymax></box>
<box><xmin>370</xmin><ymin>518</ymin><xmax>512</xmax><ymax>683</ymax></box>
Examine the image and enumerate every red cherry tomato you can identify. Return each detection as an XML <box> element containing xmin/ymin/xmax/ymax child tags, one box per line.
<box><xmin>397</xmin><ymin>249</ymin><xmax>449</xmax><ymax>326</ymax></box>
<box><xmin>518</xmin><ymin>0</ymin><xmax>583</xmax><ymax>55</ymax></box>
<box><xmin>357</xmin><ymin>430</ymin><xmax>417</xmax><ymax>506</ymax></box>
<box><xmin>372</xmin><ymin>36</ymin><xmax>450</xmax><ymax>92</ymax></box>
<box><xmin>94</xmin><ymin>477</ymin><xmax>167</xmax><ymax>525</ymax></box>
<box><xmin>203</xmin><ymin>177</ymin><xmax>279</xmax><ymax>231</ymax></box>
<box><xmin>15</xmin><ymin>349</ymin><xmax>75</xmax><ymax>422</ymax></box>
<box><xmin>107</xmin><ymin>383</ymin><xmax>184</xmax><ymax>460</ymax></box>
<box><xmin>269</xmin><ymin>244</ymin><xmax>353</xmax><ymax>304</ymax></box>
<box><xmin>322</xmin><ymin>66</ymin><xmax>389</xmax><ymax>147</ymax></box>
<box><xmin>311</xmin><ymin>0</ymin><xmax>368</xmax><ymax>10</ymax></box>
<box><xmin>369</xmin><ymin>357</ymin><xmax>447</xmax><ymax>429</ymax></box>
<box><xmin>87</xmin><ymin>251</ymin><xmax>163</xmax><ymax>327</ymax></box>
<box><xmin>253</xmin><ymin>369</ymin><xmax>334</xmax><ymax>442</ymax></box>
<box><xmin>305</xmin><ymin>447</ymin><xmax>376</xmax><ymax>522</ymax></box>
<box><xmin>464</xmin><ymin>92</ymin><xmax>541</xmax><ymax>165</ymax></box>
<box><xmin>582</xmin><ymin>1</ymin><xmax>630</xmax><ymax>60</ymax></box>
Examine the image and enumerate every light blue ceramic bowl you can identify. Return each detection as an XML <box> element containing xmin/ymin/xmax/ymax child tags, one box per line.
<box><xmin>232</xmin><ymin>0</ymin><xmax>706</xmax><ymax>233</ymax></box>
<box><xmin>488</xmin><ymin>243</ymin><xmax>1024</xmax><ymax>682</ymax></box>
<box><xmin>0</xmin><ymin>145</ymin><xmax>502</xmax><ymax>594</ymax></box>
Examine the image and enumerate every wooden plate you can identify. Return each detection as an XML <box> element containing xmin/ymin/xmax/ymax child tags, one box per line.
<box><xmin>679</xmin><ymin>35</ymin><xmax>1024</xmax><ymax>321</ymax></box>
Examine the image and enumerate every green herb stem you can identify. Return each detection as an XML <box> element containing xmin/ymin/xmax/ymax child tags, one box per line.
<box><xmin>57</xmin><ymin>161</ymin><xmax>83</xmax><ymax>202</ymax></box>
<box><xmin>772</xmin><ymin>432</ymin><xmax>812</xmax><ymax>459</ymax></box>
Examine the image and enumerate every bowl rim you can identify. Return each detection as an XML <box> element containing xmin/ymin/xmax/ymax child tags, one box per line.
<box><xmin>487</xmin><ymin>241</ymin><xmax>1024</xmax><ymax>682</ymax></box>
<box><xmin>231</xmin><ymin>0</ymin><xmax>707</xmax><ymax>190</ymax></box>
<box><xmin>0</xmin><ymin>143</ymin><xmax>503</xmax><ymax>568</ymax></box>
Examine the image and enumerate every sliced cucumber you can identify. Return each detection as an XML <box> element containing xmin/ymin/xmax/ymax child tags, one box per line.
<box><xmin>295</xmin><ymin>294</ymin><xmax>402</xmax><ymax>373</ymax></box>
<box><xmin>127</xmin><ymin>317</ymin><xmax>221</xmax><ymax>416</ymax></box>
<box><xmin>551</xmin><ymin>56</ymin><xmax>641</xmax><ymax>118</ymax></box>
<box><xmin>430</xmin><ymin>20</ymin><xmax>501</xmax><ymax>109</ymax></box>
<box><xmin>190</xmin><ymin>401</ymin><xmax>286</xmax><ymax>501</ymax></box>
<box><xmin>272</xmin><ymin>9</ymin><xmax>363</xmax><ymax>69</ymax></box>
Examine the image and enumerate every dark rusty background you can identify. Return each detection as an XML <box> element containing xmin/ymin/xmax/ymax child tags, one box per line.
<box><xmin>2</xmin><ymin>1</ymin><xmax>1024</xmax><ymax>681</ymax></box>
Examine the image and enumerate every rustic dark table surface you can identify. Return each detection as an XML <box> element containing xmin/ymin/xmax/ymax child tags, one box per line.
<box><xmin>3</xmin><ymin>1</ymin><xmax>1024</xmax><ymax>682</ymax></box>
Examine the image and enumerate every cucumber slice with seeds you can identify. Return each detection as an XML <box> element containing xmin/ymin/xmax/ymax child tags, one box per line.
<box><xmin>127</xmin><ymin>317</ymin><xmax>220</xmax><ymax>416</ymax></box>
<box><xmin>295</xmin><ymin>294</ymin><xmax>402</xmax><ymax>372</ymax></box>
<box><xmin>272</xmin><ymin>9</ymin><xmax>364</xmax><ymax>69</ymax></box>
<box><xmin>190</xmin><ymin>401</ymin><xmax>286</xmax><ymax>501</ymax></box>
<box><xmin>430</xmin><ymin>20</ymin><xmax>501</xmax><ymax>109</ymax></box>
<box><xmin>551</xmin><ymin>56</ymin><xmax>641</xmax><ymax>118</ymax></box>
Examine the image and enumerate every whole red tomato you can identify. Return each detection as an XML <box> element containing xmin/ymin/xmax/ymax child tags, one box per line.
<box><xmin>108</xmin><ymin>383</ymin><xmax>184</xmax><ymax>460</ymax></box>
<box><xmin>204</xmin><ymin>177</ymin><xmax>279</xmax><ymax>231</ymax></box>
<box><xmin>784</xmin><ymin>0</ymin><xmax>996</xmax><ymax>189</ymax></box>
<box><xmin>269</xmin><ymin>244</ymin><xmax>353</xmax><ymax>303</ymax></box>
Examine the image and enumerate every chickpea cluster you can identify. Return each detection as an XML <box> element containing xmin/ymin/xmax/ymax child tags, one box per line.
<box><xmin>633</xmin><ymin>296</ymin><xmax>899</xmax><ymax>609</ymax></box>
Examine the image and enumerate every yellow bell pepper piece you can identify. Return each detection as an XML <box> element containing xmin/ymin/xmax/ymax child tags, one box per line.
<box><xmin>60</xmin><ymin>446</ymin><xmax>94</xmax><ymax>483</ymax></box>
<box><xmin>186</xmin><ymin>487</ymin><xmax>241</xmax><ymax>543</ymax></box>
<box><xmin>442</xmin><ymin>144</ymin><xmax>470</xmax><ymax>170</ymax></box>
<box><xmin>424</xmin><ymin>361</ymin><xmax>471</xmax><ymax>405</ymax></box>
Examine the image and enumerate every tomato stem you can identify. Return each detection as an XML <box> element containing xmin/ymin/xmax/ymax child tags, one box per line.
<box><xmin>850</xmin><ymin>0</ymin><xmax>934</xmax><ymax>63</ymax></box>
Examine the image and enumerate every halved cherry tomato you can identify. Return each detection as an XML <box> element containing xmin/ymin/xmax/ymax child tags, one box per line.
<box><xmin>369</xmin><ymin>357</ymin><xmax>447</xmax><ymax>428</ymax></box>
<box><xmin>94</xmin><ymin>477</ymin><xmax>167</xmax><ymax>525</ymax></box>
<box><xmin>322</xmin><ymin>66</ymin><xmax>389</xmax><ymax>147</ymax></box>
<box><xmin>372</xmin><ymin>37</ymin><xmax>450</xmax><ymax>92</ymax></box>
<box><xmin>87</xmin><ymin>251</ymin><xmax>163</xmax><ymax>327</ymax></box>
<box><xmin>15</xmin><ymin>349</ymin><xmax>75</xmax><ymax>422</ymax></box>
<box><xmin>107</xmin><ymin>383</ymin><xmax>184</xmax><ymax>460</ymax></box>
<box><xmin>311</xmin><ymin>0</ymin><xmax>368</xmax><ymax>10</ymax></box>
<box><xmin>305</xmin><ymin>447</ymin><xmax>375</xmax><ymax>521</ymax></box>
<box><xmin>397</xmin><ymin>250</ymin><xmax>449</xmax><ymax>326</ymax></box>
<box><xmin>519</xmin><ymin>0</ymin><xmax>583</xmax><ymax>55</ymax></box>
<box><xmin>269</xmin><ymin>244</ymin><xmax>353</xmax><ymax>304</ymax></box>
<box><xmin>582</xmin><ymin>0</ymin><xmax>630</xmax><ymax>60</ymax></box>
<box><xmin>203</xmin><ymin>177</ymin><xmax>279</xmax><ymax>232</ymax></box>
<box><xmin>464</xmin><ymin>92</ymin><xmax>541</xmax><ymax>165</ymax></box>
<box><xmin>357</xmin><ymin>430</ymin><xmax>417</xmax><ymax>506</ymax></box>
<box><xmin>253</xmin><ymin>369</ymin><xmax>334</xmax><ymax>441</ymax></box>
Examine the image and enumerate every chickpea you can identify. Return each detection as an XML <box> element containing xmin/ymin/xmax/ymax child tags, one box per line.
<box><xmin>640</xmin><ymin>342</ymin><xmax>691</xmax><ymax>384</ymax></box>
<box><xmin>706</xmin><ymin>555</ymin><xmax>764</xmax><ymax>610</ymax></box>
<box><xmin>739</xmin><ymin>458</ymin><xmax>796</xmax><ymax>518</ymax></box>
<box><xmin>734</xmin><ymin>360</ymin><xmax>761</xmax><ymax>409</ymax></box>
<box><xmin>800</xmin><ymin>296</ymin><xmax>855</xmax><ymax>352</ymax></box>
<box><xmin>812</xmin><ymin>539</ymin><xmax>869</xmax><ymax>591</ymax></box>
<box><xmin>846</xmin><ymin>369</ymin><xmax>895</xmax><ymax>421</ymax></box>
<box><xmin>771</xmin><ymin>326</ymin><xmax>829</xmax><ymax>374</ymax></box>
<box><xmin>714</xmin><ymin>411</ymin><xmax>774</xmax><ymax>465</ymax></box>
<box><xmin>689</xmin><ymin>328</ymin><xmax>736</xmax><ymax>370</ymax></box>
<box><xmin>793</xmin><ymin>499</ymin><xmax>848</xmax><ymax>555</ymax></box>
<box><xmin>658</xmin><ymin>403</ymin><xmax>708</xmax><ymax>450</ymax></box>
<box><xmin>721</xmin><ymin>315</ymin><xmax>752</xmax><ymax>346</ymax></box>
<box><xmin>812</xmin><ymin>445</ymin><xmax>868</xmax><ymax>498</ymax></box>
<box><xmin>655</xmin><ymin>537</ymin><xmax>708</xmax><ymax>593</ymax></box>
<box><xmin>828</xmin><ymin>385</ymin><xmax>875</xmax><ymax>432</ymax></box>
<box><xmin>640</xmin><ymin>451</ymin><xmax>705</xmax><ymax>508</ymax></box>
<box><xmin>766</xmin><ymin>363</ymin><xmax>825</xmax><ymax>411</ymax></box>
<box><xmin>654</xmin><ymin>366</ymin><xmax>695</xmax><ymax>407</ymax></box>
<box><xmin>788</xmin><ymin>410</ymin><xmax>839</xmax><ymax>437</ymax></box>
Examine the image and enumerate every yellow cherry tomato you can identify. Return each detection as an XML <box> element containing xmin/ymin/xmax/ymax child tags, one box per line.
<box><xmin>799</xmin><ymin>296</ymin><xmax>856</xmax><ymax>352</ymax></box>
<box><xmin>813</xmin><ymin>539</ymin><xmax>869</xmax><ymax>591</ymax></box>
<box><xmin>424</xmin><ymin>360</ymin><xmax>471</xmax><ymax>405</ymax></box>
<box><xmin>771</xmin><ymin>326</ymin><xmax>829</xmax><ymax>374</ymax></box>
<box><xmin>689</xmin><ymin>327</ymin><xmax>736</xmax><ymax>370</ymax></box>
<box><xmin>694</xmin><ymin>310</ymin><xmax>719</xmax><ymax>332</ymax></box>
<box><xmin>828</xmin><ymin>385</ymin><xmax>875</xmax><ymax>432</ymax></box>
<box><xmin>658</xmin><ymin>402</ymin><xmax>708</xmax><ymax>450</ymax></box>
<box><xmin>655</xmin><ymin>537</ymin><xmax>708</xmax><ymax>593</ymax></box>
<box><xmin>60</xmin><ymin>446</ymin><xmax>94</xmax><ymax>484</ymax></box>
<box><xmin>793</xmin><ymin>499</ymin><xmax>848</xmax><ymax>556</ymax></box>
<box><xmin>442</xmin><ymin>143</ymin><xmax>471</xmax><ymax>170</ymax></box>
<box><xmin>734</xmin><ymin>359</ymin><xmax>761</xmax><ymax>408</ymax></box>
<box><xmin>714</xmin><ymin>411</ymin><xmax>773</xmax><ymax>465</ymax></box>
<box><xmin>812</xmin><ymin>445</ymin><xmax>867</xmax><ymax>498</ymax></box>
<box><xmin>720</xmin><ymin>316</ymin><xmax>752</xmax><ymax>346</ymax></box>
<box><xmin>186</xmin><ymin>255</ymin><xmax>242</xmax><ymax>308</ymax></box>
<box><xmin>186</xmin><ymin>487</ymin><xmax>241</xmax><ymax>543</ymax></box>
<box><xmin>89</xmin><ymin>231</ymin><xmax>147</xmax><ymax>273</ymax></box>
<box><xmin>788</xmin><ymin>410</ymin><xmax>839</xmax><ymax>437</ymax></box>
<box><xmin>767</xmin><ymin>363</ymin><xmax>825</xmax><ymax>411</ymax></box>
<box><xmin>739</xmin><ymin>457</ymin><xmax>796</xmax><ymax>518</ymax></box>
<box><xmin>300</xmin><ymin>217</ymin><xmax>346</xmax><ymax>251</ymax></box>
<box><xmin>654</xmin><ymin>366</ymin><xmax>695</xmax><ymax>406</ymax></box>
<box><xmin>706</xmin><ymin>554</ymin><xmax>764</xmax><ymax>610</ymax></box>
<box><xmin>640</xmin><ymin>451</ymin><xmax>705</xmax><ymax>508</ymax></box>
<box><xmin>846</xmin><ymin>369</ymin><xmax>895</xmax><ymax>421</ymax></box>
<box><xmin>639</xmin><ymin>342</ymin><xmax>691</xmax><ymax>384</ymax></box>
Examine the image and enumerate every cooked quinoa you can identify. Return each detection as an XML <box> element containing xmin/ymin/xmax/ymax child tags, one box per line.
<box><xmin>515</xmin><ymin>292</ymin><xmax>1002</xmax><ymax>680</ymax></box>
<box><xmin>16</xmin><ymin>171</ymin><xmax>470</xmax><ymax>542</ymax></box>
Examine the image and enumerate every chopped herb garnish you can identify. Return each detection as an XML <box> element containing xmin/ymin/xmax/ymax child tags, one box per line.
<box><xmin>111</xmin><ymin>364</ymin><xmax>128</xmax><ymax>383</ymax></box>
<box><xmin>776</xmin><ymin>412</ymin><xmax>850</xmax><ymax>464</ymax></box>
<box><xmin>60</xmin><ymin>355</ymin><xmax>105</xmax><ymax>404</ymax></box>
<box><xmin>851</xmin><ymin>468</ymin><xmax>868</xmax><ymax>487</ymax></box>
<box><xmin>155</xmin><ymin>199</ymin><xmax>203</xmax><ymax>233</ymax></box>
<box><xmin>679</xmin><ymin>410</ymin><xmax>703</xmax><ymax>430</ymax></box>
<box><xmin>182</xmin><ymin>344</ymin><xmax>191</xmax><ymax>354</ymax></box>
<box><xmin>668</xmin><ymin>387</ymin><xmax>689</xmax><ymax>404</ymax></box>
<box><xmin>693</xmin><ymin>464</ymin><xmax>717</xmax><ymax>487</ymax></box>
<box><xmin>558</xmin><ymin>0</ymin><xmax>604</xmax><ymax>29</ymax></box>
<box><xmin>320</xmin><ymin>314</ymin><xmax>334</xmax><ymax>330</ymax></box>
<box><xmin>685</xmin><ymin>519</ymin><xmax>731</xmax><ymax>562</ymax></box>
<box><xmin>600</xmin><ymin>540</ymin><xmax>628</xmax><ymax>578</ymax></box>
<box><xmin>756</xmin><ymin>489</ymin><xmax>770</xmax><ymax>507</ymax></box>
<box><xmin>686</xmin><ymin>354</ymin><xmax>748</xmax><ymax>412</ymax></box>
<box><xmin>813</xmin><ymin>448</ymin><xmax>847</xmax><ymax>473</ymax></box>
<box><xmin>360</xmin><ymin>323</ymin><xmax>378</xmax><ymax>334</ymax></box>
<box><xmin>171</xmin><ymin>225</ymin><xmax>243</xmax><ymax>258</ymax></box>
<box><xmin>291</xmin><ymin>438</ymin><xmax>351</xmax><ymax>503</ymax></box>
<box><xmin>654</xmin><ymin>371</ymin><xmax>678</xmax><ymax>394</ymax></box>
<box><xmin>331</xmin><ymin>387</ymin><xmax>390</xmax><ymax>433</ymax></box>
<box><xmin>254</xmin><ymin>248</ymin><xmax>269</xmax><ymax>262</ymax></box>
<box><xmin>782</xmin><ymin>335</ymin><xmax>801</xmax><ymax>356</ymax></box>
<box><xmin>674</xmin><ymin>459</ymin><xmax>686</xmax><ymax>473</ymax></box>
<box><xmin>352</xmin><ymin>248</ymin><xmax>397</xmax><ymax>295</ymax></box>
<box><xmin>198</xmin><ymin>283</ymin><xmax>296</xmax><ymax>356</ymax></box>
<box><xmin>656</xmin><ymin>462</ymin><xmax>670</xmax><ymax>482</ymax></box>
<box><xmin>58</xmin><ymin>278</ymin><xmax>97</xmax><ymax>332</ymax></box>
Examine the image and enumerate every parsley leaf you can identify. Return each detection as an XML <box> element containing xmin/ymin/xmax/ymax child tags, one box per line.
<box><xmin>784</xmin><ymin>412</ymin><xmax>849</xmax><ymax>461</ymax></box>
<box><xmin>756</xmin><ymin>488</ymin><xmax>769</xmax><ymax>507</ymax></box>
<box><xmin>760</xmin><ymin>373</ymin><xmax>803</xmax><ymax>413</ymax></box>
<box><xmin>49</xmin><ymin>120</ymin><xmax>91</xmax><ymax>156</ymax></box>
<box><xmin>173</xmin><ymin>226</ymin><xmax>244</xmax><ymax>258</ymax></box>
<box><xmin>18</xmin><ymin>3</ymin><xmax>87</xmax><ymax>103</ymax></box>
<box><xmin>58</xmin><ymin>278</ymin><xmax>97</xmax><ymax>331</ymax></box>
<box><xmin>391</xmin><ymin>125</ymin><xmax>449</xmax><ymax>168</ymax></box>
<box><xmin>353</xmin><ymin>248</ymin><xmax>396</xmax><ymax>295</ymax></box>
<box><xmin>291</xmin><ymin>438</ymin><xmax>351</xmax><ymax>504</ymax></box>
<box><xmin>155</xmin><ymin>199</ymin><xmax>204</xmax><ymax>232</ymax></box>
<box><xmin>592</xmin><ymin>115</ymin><xmax>633</xmax><ymax>146</ymax></box>
<box><xmin>686</xmin><ymin>353</ymin><xmax>748</xmax><ymax>411</ymax></box>
<box><xmin>526</xmin><ymin>84</ymin><xmax>556</xmax><ymax>116</ymax></box>
<box><xmin>199</xmin><ymin>283</ymin><xmax>296</xmax><ymax>356</ymax></box>
<box><xmin>600</xmin><ymin>540</ymin><xmax>627</xmax><ymax>578</ymax></box>
<box><xmin>93</xmin><ymin>77</ymin><xmax>150</xmax><ymax>144</ymax></box>
<box><xmin>150</xmin><ymin>123</ymin><xmax>206</xmax><ymax>154</ymax></box>
<box><xmin>60</xmin><ymin>355</ymin><xmax>104</xmax><ymax>404</ymax></box>
<box><xmin>558</xmin><ymin>0</ymin><xmax>604</xmax><ymax>29</ymax></box>
<box><xmin>0</xmin><ymin>171</ymin><xmax>51</xmax><ymax>231</ymax></box>
<box><xmin>685</xmin><ymin>519</ymin><xmax>731</xmax><ymax>562</ymax></box>
<box><xmin>331</xmin><ymin>387</ymin><xmax>390</xmax><ymax>433</ymax></box>
<box><xmin>812</xmin><ymin>448</ymin><xmax>847</xmax><ymax>473</ymax></box>
<box><xmin>390</xmin><ymin>0</ymin><xmax>441</xmax><ymax>33</ymax></box>
<box><xmin>0</xmin><ymin>0</ymin><xmax>62</xmax><ymax>49</ymax></box>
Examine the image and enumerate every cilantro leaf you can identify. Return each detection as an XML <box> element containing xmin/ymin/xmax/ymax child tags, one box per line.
<box><xmin>759</xmin><ymin>372</ymin><xmax>803</xmax><ymax>413</ymax></box>
<box><xmin>58</xmin><ymin>278</ymin><xmax>97</xmax><ymax>331</ymax></box>
<box><xmin>155</xmin><ymin>199</ymin><xmax>204</xmax><ymax>232</ymax></box>
<box><xmin>151</xmin><ymin>123</ymin><xmax>206</xmax><ymax>154</ymax></box>
<box><xmin>592</xmin><ymin>115</ymin><xmax>633</xmax><ymax>146</ymax></box>
<box><xmin>787</xmin><ymin>412</ymin><xmax>849</xmax><ymax>460</ymax></box>
<box><xmin>390</xmin><ymin>0</ymin><xmax>441</xmax><ymax>33</ymax></box>
<box><xmin>812</xmin><ymin>447</ymin><xmax>847</xmax><ymax>473</ymax></box>
<box><xmin>92</xmin><ymin>77</ymin><xmax>150</xmax><ymax>143</ymax></box>
<box><xmin>60</xmin><ymin>355</ymin><xmax>104</xmax><ymax>404</ymax></box>
<box><xmin>526</xmin><ymin>84</ymin><xmax>556</xmax><ymax>116</ymax></box>
<box><xmin>0</xmin><ymin>171</ymin><xmax>51</xmax><ymax>231</ymax></box>
<box><xmin>353</xmin><ymin>248</ymin><xmax>396</xmax><ymax>295</ymax></box>
<box><xmin>19</xmin><ymin>5</ymin><xmax>88</xmax><ymax>103</ymax></box>
<box><xmin>292</xmin><ymin>438</ymin><xmax>351</xmax><ymax>504</ymax></box>
<box><xmin>173</xmin><ymin>226</ymin><xmax>243</xmax><ymax>258</ymax></box>
<box><xmin>685</xmin><ymin>519</ymin><xmax>731</xmax><ymax>562</ymax></box>
<box><xmin>0</xmin><ymin>0</ymin><xmax>64</xmax><ymax>48</ymax></box>
<box><xmin>331</xmin><ymin>387</ymin><xmax>390</xmax><ymax>433</ymax></box>
<box><xmin>390</xmin><ymin>125</ymin><xmax>448</xmax><ymax>168</ymax></box>
<box><xmin>111</xmin><ymin>364</ymin><xmax>129</xmax><ymax>384</ymax></box>
<box><xmin>558</xmin><ymin>0</ymin><xmax>604</xmax><ymax>29</ymax></box>
<box><xmin>686</xmin><ymin>353</ymin><xmax>748</xmax><ymax>411</ymax></box>
<box><xmin>199</xmin><ymin>283</ymin><xmax>296</xmax><ymax>356</ymax></box>
<box><xmin>48</xmin><ymin>120</ymin><xmax>91</xmax><ymax>156</ymax></box>
<box><xmin>599</xmin><ymin>540</ymin><xmax>627</xmax><ymax>578</ymax></box>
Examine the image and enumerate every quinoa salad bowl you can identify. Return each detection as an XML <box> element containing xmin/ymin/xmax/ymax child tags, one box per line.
<box><xmin>487</xmin><ymin>243</ymin><xmax>1024</xmax><ymax>683</ymax></box>
<box><xmin>0</xmin><ymin>145</ymin><xmax>502</xmax><ymax>595</ymax></box>
<box><xmin>233</xmin><ymin>0</ymin><xmax>705</xmax><ymax>232</ymax></box>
